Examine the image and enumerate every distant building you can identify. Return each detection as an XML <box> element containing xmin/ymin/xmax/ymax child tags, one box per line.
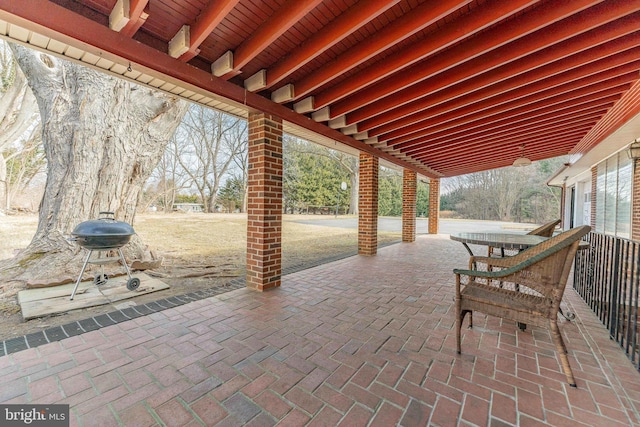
<box><xmin>173</xmin><ymin>203</ymin><xmax>204</xmax><ymax>213</ymax></box>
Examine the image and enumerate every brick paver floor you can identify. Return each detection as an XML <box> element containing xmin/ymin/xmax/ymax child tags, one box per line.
<box><xmin>1</xmin><ymin>234</ymin><xmax>640</xmax><ymax>426</ymax></box>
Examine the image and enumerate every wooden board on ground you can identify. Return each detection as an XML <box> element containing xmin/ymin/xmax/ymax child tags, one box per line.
<box><xmin>18</xmin><ymin>273</ymin><xmax>169</xmax><ymax>320</ymax></box>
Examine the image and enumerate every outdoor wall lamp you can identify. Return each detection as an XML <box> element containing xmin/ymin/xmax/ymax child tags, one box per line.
<box><xmin>627</xmin><ymin>138</ymin><xmax>640</xmax><ymax>160</ymax></box>
<box><xmin>512</xmin><ymin>144</ymin><xmax>532</xmax><ymax>167</ymax></box>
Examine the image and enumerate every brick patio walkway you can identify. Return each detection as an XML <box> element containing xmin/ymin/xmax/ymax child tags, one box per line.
<box><xmin>1</xmin><ymin>234</ymin><xmax>640</xmax><ymax>426</ymax></box>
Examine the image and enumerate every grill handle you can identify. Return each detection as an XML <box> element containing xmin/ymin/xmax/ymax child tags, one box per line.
<box><xmin>98</xmin><ymin>211</ymin><xmax>115</xmax><ymax>221</ymax></box>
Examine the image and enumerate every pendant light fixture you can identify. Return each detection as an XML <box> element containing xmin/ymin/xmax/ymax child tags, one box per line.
<box><xmin>512</xmin><ymin>144</ymin><xmax>531</xmax><ymax>167</ymax></box>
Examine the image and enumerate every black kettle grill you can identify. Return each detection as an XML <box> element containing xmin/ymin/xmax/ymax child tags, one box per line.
<box><xmin>69</xmin><ymin>211</ymin><xmax>140</xmax><ymax>300</ymax></box>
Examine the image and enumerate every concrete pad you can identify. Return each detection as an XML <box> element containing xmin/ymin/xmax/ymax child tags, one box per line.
<box><xmin>18</xmin><ymin>273</ymin><xmax>169</xmax><ymax>320</ymax></box>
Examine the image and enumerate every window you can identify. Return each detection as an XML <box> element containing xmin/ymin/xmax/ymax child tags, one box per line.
<box><xmin>595</xmin><ymin>152</ymin><xmax>631</xmax><ymax>238</ymax></box>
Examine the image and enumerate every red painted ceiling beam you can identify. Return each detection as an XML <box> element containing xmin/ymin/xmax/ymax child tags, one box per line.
<box><xmin>224</xmin><ymin>0</ymin><xmax>323</xmax><ymax>76</ymax></box>
<box><xmin>345</xmin><ymin>7</ymin><xmax>640</xmax><ymax>126</ymax></box>
<box><xmin>405</xmin><ymin>116</ymin><xmax>606</xmax><ymax>166</ymax></box>
<box><xmin>415</xmin><ymin>120</ymin><xmax>597</xmax><ymax>162</ymax></box>
<box><xmin>308</xmin><ymin>0</ymin><xmax>536</xmax><ymax>109</ymax></box>
<box><xmin>572</xmin><ymin>79</ymin><xmax>640</xmax><ymax>155</ymax></box>
<box><xmin>433</xmin><ymin>145</ymin><xmax>576</xmax><ymax>172</ymax></box>
<box><xmin>414</xmin><ymin>121</ymin><xmax>597</xmax><ymax>164</ymax></box>
<box><xmin>434</xmin><ymin>135</ymin><xmax>583</xmax><ymax>164</ymax></box>
<box><xmin>422</xmin><ymin>133</ymin><xmax>588</xmax><ymax>171</ymax></box>
<box><xmin>261</xmin><ymin>0</ymin><xmax>400</xmax><ymax>90</ymax></box>
<box><xmin>434</xmin><ymin>145</ymin><xmax>576</xmax><ymax>175</ymax></box>
<box><xmin>329</xmin><ymin>0</ymin><xmax>610</xmax><ymax>120</ymax></box>
<box><xmin>290</xmin><ymin>0</ymin><xmax>471</xmax><ymax>99</ymax></box>
<box><xmin>378</xmin><ymin>73</ymin><xmax>636</xmax><ymax>144</ymax></box>
<box><xmin>431</xmin><ymin>143</ymin><xmax>580</xmax><ymax>172</ymax></box>
<box><xmin>392</xmin><ymin>88</ymin><xmax>624</xmax><ymax>149</ymax></box>
<box><xmin>399</xmin><ymin>99</ymin><xmax>616</xmax><ymax>154</ymax></box>
<box><xmin>358</xmin><ymin>35</ymin><xmax>640</xmax><ymax>134</ymax></box>
<box><xmin>404</xmin><ymin>106</ymin><xmax>611</xmax><ymax>156</ymax></box>
<box><xmin>368</xmin><ymin>59</ymin><xmax>640</xmax><ymax>140</ymax></box>
<box><xmin>178</xmin><ymin>0</ymin><xmax>241</xmax><ymax>62</ymax></box>
<box><xmin>119</xmin><ymin>0</ymin><xmax>149</xmax><ymax>37</ymax></box>
<box><xmin>415</xmin><ymin>114</ymin><xmax>601</xmax><ymax>159</ymax></box>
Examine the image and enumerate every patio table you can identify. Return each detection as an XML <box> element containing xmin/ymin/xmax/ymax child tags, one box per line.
<box><xmin>450</xmin><ymin>231</ymin><xmax>589</xmax><ymax>258</ymax></box>
<box><xmin>450</xmin><ymin>231</ymin><xmax>546</xmax><ymax>258</ymax></box>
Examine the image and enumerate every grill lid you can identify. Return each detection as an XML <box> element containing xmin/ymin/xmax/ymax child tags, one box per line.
<box><xmin>71</xmin><ymin>212</ymin><xmax>135</xmax><ymax>238</ymax></box>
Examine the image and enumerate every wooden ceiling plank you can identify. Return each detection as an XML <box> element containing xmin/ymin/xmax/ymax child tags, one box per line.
<box><xmin>404</xmin><ymin>106</ymin><xmax>611</xmax><ymax>156</ymax></box>
<box><xmin>378</xmin><ymin>74</ymin><xmax>636</xmax><ymax>144</ymax></box>
<box><xmin>342</xmin><ymin>3</ymin><xmax>640</xmax><ymax>125</ymax></box>
<box><xmin>435</xmin><ymin>149</ymin><xmax>570</xmax><ymax>172</ymax></box>
<box><xmin>391</xmin><ymin>88</ymin><xmax>626</xmax><ymax>149</ymax></box>
<box><xmin>357</xmin><ymin>36</ymin><xmax>640</xmax><ymax>133</ymax></box>
<box><xmin>431</xmin><ymin>142</ymin><xmax>582</xmax><ymax>172</ymax></box>
<box><xmin>417</xmin><ymin>112</ymin><xmax>602</xmax><ymax>155</ymax></box>
<box><xmin>368</xmin><ymin>59</ymin><xmax>640</xmax><ymax>140</ymax></box>
<box><xmin>309</xmin><ymin>0</ymin><xmax>537</xmax><ymax>109</ymax></box>
<box><xmin>415</xmin><ymin>121</ymin><xmax>596</xmax><ymax>162</ymax></box>
<box><xmin>260</xmin><ymin>0</ymin><xmax>401</xmax><ymax>91</ymax></box>
<box><xmin>178</xmin><ymin>0</ymin><xmax>241</xmax><ymax>62</ymax></box>
<box><xmin>415</xmin><ymin>122</ymin><xmax>596</xmax><ymax>162</ymax></box>
<box><xmin>291</xmin><ymin>0</ymin><xmax>473</xmax><ymax>101</ymax></box>
<box><xmin>398</xmin><ymin>104</ymin><xmax>616</xmax><ymax>158</ymax></box>
<box><xmin>422</xmin><ymin>135</ymin><xmax>587</xmax><ymax>172</ymax></box>
<box><xmin>441</xmin><ymin>145</ymin><xmax>576</xmax><ymax>168</ymax></box>
<box><xmin>572</xmin><ymin>79</ymin><xmax>640</xmax><ymax>155</ymax></box>
<box><xmin>226</xmin><ymin>0</ymin><xmax>324</xmax><ymax>75</ymax></box>
<box><xmin>409</xmin><ymin>125</ymin><xmax>602</xmax><ymax>170</ymax></box>
<box><xmin>330</xmin><ymin>0</ymin><xmax>607</xmax><ymax>120</ymax></box>
<box><xmin>435</xmin><ymin>145</ymin><xmax>576</xmax><ymax>174</ymax></box>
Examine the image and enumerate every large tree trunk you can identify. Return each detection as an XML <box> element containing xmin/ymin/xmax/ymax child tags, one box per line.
<box><xmin>0</xmin><ymin>45</ymin><xmax>187</xmax><ymax>284</ymax></box>
<box><xmin>0</xmin><ymin>42</ymin><xmax>39</xmax><ymax>213</ymax></box>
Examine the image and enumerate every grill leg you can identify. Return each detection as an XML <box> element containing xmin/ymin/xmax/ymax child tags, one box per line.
<box><xmin>118</xmin><ymin>248</ymin><xmax>133</xmax><ymax>280</ymax></box>
<box><xmin>70</xmin><ymin>250</ymin><xmax>93</xmax><ymax>300</ymax></box>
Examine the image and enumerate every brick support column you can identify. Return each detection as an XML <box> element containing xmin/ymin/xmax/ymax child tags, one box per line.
<box><xmin>246</xmin><ymin>112</ymin><xmax>282</xmax><ymax>291</ymax></box>
<box><xmin>402</xmin><ymin>169</ymin><xmax>417</xmax><ymax>242</ymax></box>
<box><xmin>632</xmin><ymin>159</ymin><xmax>640</xmax><ymax>240</ymax></box>
<box><xmin>358</xmin><ymin>152</ymin><xmax>378</xmax><ymax>255</ymax></box>
<box><xmin>428</xmin><ymin>178</ymin><xmax>440</xmax><ymax>234</ymax></box>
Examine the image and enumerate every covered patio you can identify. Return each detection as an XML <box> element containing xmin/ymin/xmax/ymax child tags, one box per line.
<box><xmin>2</xmin><ymin>235</ymin><xmax>639</xmax><ymax>426</ymax></box>
<box><xmin>1</xmin><ymin>2</ymin><xmax>639</xmax><ymax>292</ymax></box>
<box><xmin>1</xmin><ymin>1</ymin><xmax>640</xmax><ymax>425</ymax></box>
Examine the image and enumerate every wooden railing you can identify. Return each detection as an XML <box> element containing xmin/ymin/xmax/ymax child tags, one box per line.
<box><xmin>573</xmin><ymin>232</ymin><xmax>640</xmax><ymax>368</ymax></box>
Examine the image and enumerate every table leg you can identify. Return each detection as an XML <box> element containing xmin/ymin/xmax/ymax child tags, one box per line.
<box><xmin>461</xmin><ymin>243</ymin><xmax>477</xmax><ymax>269</ymax></box>
<box><xmin>461</xmin><ymin>242</ymin><xmax>474</xmax><ymax>257</ymax></box>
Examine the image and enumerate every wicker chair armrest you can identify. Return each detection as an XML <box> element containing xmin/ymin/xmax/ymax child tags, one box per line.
<box><xmin>470</xmin><ymin>255</ymin><xmax>517</xmax><ymax>269</ymax></box>
<box><xmin>454</xmin><ymin>263</ymin><xmax>521</xmax><ymax>279</ymax></box>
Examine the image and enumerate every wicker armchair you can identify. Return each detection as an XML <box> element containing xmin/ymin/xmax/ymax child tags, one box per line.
<box><xmin>454</xmin><ymin>225</ymin><xmax>591</xmax><ymax>387</ymax></box>
<box><xmin>488</xmin><ymin>219</ymin><xmax>561</xmax><ymax>257</ymax></box>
